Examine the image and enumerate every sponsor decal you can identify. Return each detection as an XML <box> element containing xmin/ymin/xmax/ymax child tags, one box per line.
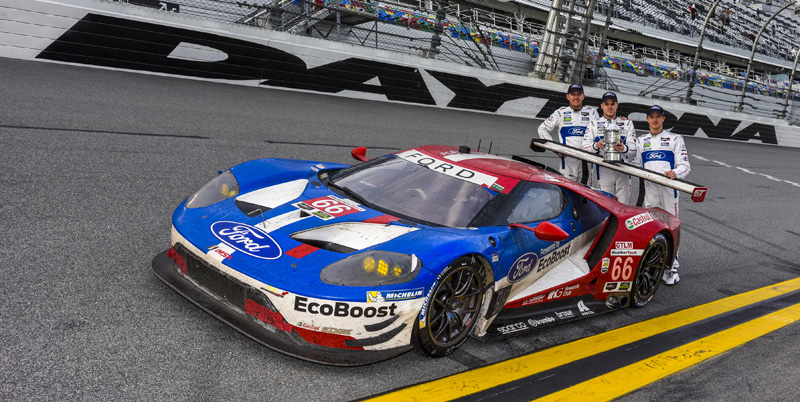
<box><xmin>297</xmin><ymin>321</ymin><xmax>320</xmax><ymax>331</ymax></box>
<box><xmin>207</xmin><ymin>243</ymin><xmax>235</xmax><ymax>262</ymax></box>
<box><xmin>693</xmin><ymin>189</ymin><xmax>707</xmax><ymax>198</ymax></box>
<box><xmin>625</xmin><ymin>212</ymin><xmax>654</xmax><ymax>230</ymax></box>
<box><xmin>644</xmin><ymin>151</ymin><xmax>667</xmax><ymax>161</ymax></box>
<box><xmin>548</xmin><ymin>283</ymin><xmax>580</xmax><ymax>300</ymax></box>
<box><xmin>567</xmin><ymin>127</ymin><xmax>584</xmax><ymax>136</ymax></box>
<box><xmin>210</xmin><ymin>221</ymin><xmax>282</xmax><ymax>259</ymax></box>
<box><xmin>536</xmin><ymin>242</ymin><xmax>573</xmax><ymax>273</ymax></box>
<box><xmin>555</xmin><ymin>310</ymin><xmax>574</xmax><ymax>319</ymax></box>
<box><xmin>397</xmin><ymin>150</ymin><xmax>502</xmax><ymax>190</ymax></box>
<box><xmin>508</xmin><ymin>252</ymin><xmax>539</xmax><ymax>283</ymax></box>
<box><xmin>643</xmin><ymin>142</ymin><xmax>651</xmax><ymax>148</ymax></box>
<box><xmin>581</xmin><ymin>112</ymin><xmax>590</xmax><ymax>116</ymax></box>
<box><xmin>294</xmin><ymin>296</ymin><xmax>397</xmax><ymax>318</ymax></box>
<box><xmin>294</xmin><ymin>195</ymin><xmax>364</xmax><ymax>220</ymax></box>
<box><xmin>522</xmin><ymin>294</ymin><xmax>546</xmax><ymax>306</ymax></box>
<box><xmin>610</xmin><ymin>249</ymin><xmax>644</xmax><ymax>256</ymax></box>
<box><xmin>577</xmin><ymin>300</ymin><xmax>594</xmax><ymax>316</ymax></box>
<box><xmin>490</xmin><ymin>183</ymin><xmax>504</xmax><ymax>192</ymax></box>
<box><xmin>263</xmin><ymin>285</ymin><xmax>288</xmax><ymax>298</ymax></box>
<box><xmin>492</xmin><ymin>253</ymin><xmax>500</xmax><ymax>263</ymax></box>
<box><xmin>366</xmin><ymin>291</ymin><xmax>385</xmax><ymax>303</ymax></box>
<box><xmin>540</xmin><ymin>241</ymin><xmax>561</xmax><ymax>255</ymax></box>
<box><xmin>321</xmin><ymin>327</ymin><xmax>352</xmax><ymax>336</ymax></box>
<box><xmin>601</xmin><ymin>257</ymin><xmax>610</xmax><ymax>274</ymax></box>
<box><xmin>418</xmin><ymin>282</ymin><xmax>438</xmax><ymax>329</ymax></box>
<box><xmin>603</xmin><ymin>281</ymin><xmax>633</xmax><ymax>293</ymax></box>
<box><xmin>615</xmin><ymin>241</ymin><xmax>634</xmax><ymax>249</ymax></box>
<box><xmin>366</xmin><ymin>288</ymin><xmax>424</xmax><ymax>302</ymax></box>
<box><xmin>497</xmin><ymin>322</ymin><xmax>528</xmax><ymax>334</ymax></box>
<box><xmin>527</xmin><ymin>316</ymin><xmax>556</xmax><ymax>327</ymax></box>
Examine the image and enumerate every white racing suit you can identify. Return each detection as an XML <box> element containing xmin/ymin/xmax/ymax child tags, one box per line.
<box><xmin>537</xmin><ymin>106</ymin><xmax>599</xmax><ymax>182</ymax></box>
<box><xmin>582</xmin><ymin>116</ymin><xmax>637</xmax><ymax>204</ymax></box>
<box><xmin>633</xmin><ymin>130</ymin><xmax>691</xmax><ymax>271</ymax></box>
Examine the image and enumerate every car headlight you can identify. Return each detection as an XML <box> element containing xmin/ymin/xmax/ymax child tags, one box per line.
<box><xmin>320</xmin><ymin>251</ymin><xmax>422</xmax><ymax>286</ymax></box>
<box><xmin>185</xmin><ymin>170</ymin><xmax>239</xmax><ymax>209</ymax></box>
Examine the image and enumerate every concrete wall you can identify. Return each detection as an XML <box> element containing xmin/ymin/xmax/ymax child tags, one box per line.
<box><xmin>2</xmin><ymin>0</ymin><xmax>799</xmax><ymax>147</ymax></box>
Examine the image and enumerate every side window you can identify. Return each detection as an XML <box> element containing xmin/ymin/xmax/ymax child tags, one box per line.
<box><xmin>506</xmin><ymin>182</ymin><xmax>567</xmax><ymax>224</ymax></box>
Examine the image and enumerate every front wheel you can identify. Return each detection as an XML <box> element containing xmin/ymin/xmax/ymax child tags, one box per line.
<box><xmin>632</xmin><ymin>233</ymin><xmax>671</xmax><ymax>308</ymax></box>
<box><xmin>413</xmin><ymin>256</ymin><xmax>486</xmax><ymax>357</ymax></box>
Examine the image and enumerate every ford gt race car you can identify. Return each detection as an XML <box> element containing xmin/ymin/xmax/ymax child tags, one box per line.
<box><xmin>152</xmin><ymin>139</ymin><xmax>707</xmax><ymax>365</ymax></box>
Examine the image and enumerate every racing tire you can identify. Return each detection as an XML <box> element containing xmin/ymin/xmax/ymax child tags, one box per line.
<box><xmin>412</xmin><ymin>256</ymin><xmax>486</xmax><ymax>357</ymax></box>
<box><xmin>632</xmin><ymin>233</ymin><xmax>671</xmax><ymax>308</ymax></box>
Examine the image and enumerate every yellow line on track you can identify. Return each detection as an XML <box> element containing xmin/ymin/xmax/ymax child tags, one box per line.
<box><xmin>363</xmin><ymin>277</ymin><xmax>800</xmax><ymax>402</ymax></box>
<box><xmin>534</xmin><ymin>302</ymin><xmax>800</xmax><ymax>402</ymax></box>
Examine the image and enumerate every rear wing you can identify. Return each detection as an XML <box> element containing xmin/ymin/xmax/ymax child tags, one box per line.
<box><xmin>530</xmin><ymin>138</ymin><xmax>707</xmax><ymax>203</ymax></box>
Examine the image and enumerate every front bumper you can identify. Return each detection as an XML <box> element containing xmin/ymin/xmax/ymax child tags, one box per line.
<box><xmin>151</xmin><ymin>249</ymin><xmax>411</xmax><ymax>366</ymax></box>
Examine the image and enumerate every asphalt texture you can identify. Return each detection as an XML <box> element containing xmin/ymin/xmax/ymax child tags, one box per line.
<box><xmin>2</xmin><ymin>57</ymin><xmax>800</xmax><ymax>401</ymax></box>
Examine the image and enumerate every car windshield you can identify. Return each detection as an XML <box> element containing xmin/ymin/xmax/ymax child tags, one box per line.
<box><xmin>327</xmin><ymin>156</ymin><xmax>497</xmax><ymax>227</ymax></box>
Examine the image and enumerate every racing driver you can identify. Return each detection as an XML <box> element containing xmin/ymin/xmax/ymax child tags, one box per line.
<box><xmin>537</xmin><ymin>84</ymin><xmax>599</xmax><ymax>183</ymax></box>
<box><xmin>633</xmin><ymin>105</ymin><xmax>691</xmax><ymax>285</ymax></box>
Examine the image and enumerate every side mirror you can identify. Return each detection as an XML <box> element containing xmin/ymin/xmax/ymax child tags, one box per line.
<box><xmin>351</xmin><ymin>147</ymin><xmax>369</xmax><ymax>162</ymax></box>
<box><xmin>509</xmin><ymin>221</ymin><xmax>570</xmax><ymax>242</ymax></box>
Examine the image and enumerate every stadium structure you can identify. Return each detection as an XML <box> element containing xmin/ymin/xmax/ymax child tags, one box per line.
<box><xmin>107</xmin><ymin>0</ymin><xmax>800</xmax><ymax>122</ymax></box>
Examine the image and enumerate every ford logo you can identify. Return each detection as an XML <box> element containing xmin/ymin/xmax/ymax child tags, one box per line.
<box><xmin>567</xmin><ymin>127</ymin><xmax>585</xmax><ymax>136</ymax></box>
<box><xmin>645</xmin><ymin>152</ymin><xmax>667</xmax><ymax>160</ymax></box>
<box><xmin>210</xmin><ymin>221</ymin><xmax>282</xmax><ymax>260</ymax></box>
<box><xmin>508</xmin><ymin>252</ymin><xmax>539</xmax><ymax>283</ymax></box>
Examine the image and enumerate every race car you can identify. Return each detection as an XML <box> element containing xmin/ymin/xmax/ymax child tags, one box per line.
<box><xmin>152</xmin><ymin>139</ymin><xmax>707</xmax><ymax>366</ymax></box>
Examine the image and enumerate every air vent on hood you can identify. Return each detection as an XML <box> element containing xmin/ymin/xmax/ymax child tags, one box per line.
<box><xmin>291</xmin><ymin>222</ymin><xmax>419</xmax><ymax>253</ymax></box>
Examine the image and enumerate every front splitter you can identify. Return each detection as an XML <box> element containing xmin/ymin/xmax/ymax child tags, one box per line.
<box><xmin>151</xmin><ymin>250</ymin><xmax>411</xmax><ymax>366</ymax></box>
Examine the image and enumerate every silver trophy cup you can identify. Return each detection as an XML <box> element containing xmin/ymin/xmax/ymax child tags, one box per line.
<box><xmin>603</xmin><ymin>126</ymin><xmax>622</xmax><ymax>163</ymax></box>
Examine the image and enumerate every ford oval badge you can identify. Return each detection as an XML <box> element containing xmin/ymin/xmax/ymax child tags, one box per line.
<box><xmin>210</xmin><ymin>221</ymin><xmax>282</xmax><ymax>260</ymax></box>
<box><xmin>508</xmin><ymin>252</ymin><xmax>539</xmax><ymax>283</ymax></box>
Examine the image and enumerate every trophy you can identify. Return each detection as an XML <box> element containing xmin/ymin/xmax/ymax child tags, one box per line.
<box><xmin>603</xmin><ymin>125</ymin><xmax>622</xmax><ymax>163</ymax></box>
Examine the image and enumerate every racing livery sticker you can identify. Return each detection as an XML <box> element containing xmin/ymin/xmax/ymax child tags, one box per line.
<box><xmin>625</xmin><ymin>212</ymin><xmax>654</xmax><ymax>230</ymax></box>
<box><xmin>396</xmin><ymin>150</ymin><xmax>517</xmax><ymax>194</ymax></box>
<box><xmin>497</xmin><ymin>322</ymin><xmax>528</xmax><ymax>335</ymax></box>
<box><xmin>577</xmin><ymin>300</ymin><xmax>594</xmax><ymax>316</ymax></box>
<box><xmin>367</xmin><ymin>288</ymin><xmax>424</xmax><ymax>302</ymax></box>
<box><xmin>294</xmin><ymin>296</ymin><xmax>398</xmax><ymax>318</ymax></box>
<box><xmin>210</xmin><ymin>221</ymin><xmax>282</xmax><ymax>259</ymax></box>
<box><xmin>547</xmin><ymin>283</ymin><xmax>580</xmax><ymax>300</ymax></box>
<box><xmin>521</xmin><ymin>294</ymin><xmax>546</xmax><ymax>306</ymax></box>
<box><xmin>293</xmin><ymin>195</ymin><xmax>364</xmax><ymax>220</ymax></box>
<box><xmin>527</xmin><ymin>316</ymin><xmax>556</xmax><ymax>327</ymax></box>
<box><xmin>207</xmin><ymin>243</ymin><xmax>235</xmax><ymax>263</ymax></box>
<box><xmin>601</xmin><ymin>257</ymin><xmax>610</xmax><ymax>274</ymax></box>
<box><xmin>508</xmin><ymin>252</ymin><xmax>539</xmax><ymax>283</ymax></box>
<box><xmin>610</xmin><ymin>249</ymin><xmax>644</xmax><ymax>256</ymax></box>
<box><xmin>418</xmin><ymin>281</ymin><xmax>438</xmax><ymax>329</ymax></box>
<box><xmin>603</xmin><ymin>281</ymin><xmax>633</xmax><ymax>292</ymax></box>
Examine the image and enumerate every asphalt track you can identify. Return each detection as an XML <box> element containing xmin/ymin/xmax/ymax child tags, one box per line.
<box><xmin>2</xmin><ymin>56</ymin><xmax>800</xmax><ymax>401</ymax></box>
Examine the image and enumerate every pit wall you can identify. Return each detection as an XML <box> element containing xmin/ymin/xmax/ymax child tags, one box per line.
<box><xmin>2</xmin><ymin>0</ymin><xmax>798</xmax><ymax>148</ymax></box>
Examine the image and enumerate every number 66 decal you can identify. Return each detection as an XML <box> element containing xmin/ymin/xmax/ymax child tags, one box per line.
<box><xmin>611</xmin><ymin>257</ymin><xmax>634</xmax><ymax>280</ymax></box>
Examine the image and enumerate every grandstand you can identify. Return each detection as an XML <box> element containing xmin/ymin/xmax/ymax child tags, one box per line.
<box><xmin>108</xmin><ymin>0</ymin><xmax>800</xmax><ymax>122</ymax></box>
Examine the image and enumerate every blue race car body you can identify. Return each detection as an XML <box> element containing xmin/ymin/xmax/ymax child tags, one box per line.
<box><xmin>153</xmin><ymin>144</ymin><xmax>682</xmax><ymax>365</ymax></box>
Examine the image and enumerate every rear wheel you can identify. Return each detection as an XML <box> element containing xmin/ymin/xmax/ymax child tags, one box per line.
<box><xmin>632</xmin><ymin>233</ymin><xmax>671</xmax><ymax>308</ymax></box>
<box><xmin>413</xmin><ymin>256</ymin><xmax>485</xmax><ymax>357</ymax></box>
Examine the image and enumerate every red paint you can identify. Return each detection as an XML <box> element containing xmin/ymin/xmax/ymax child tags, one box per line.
<box><xmin>167</xmin><ymin>247</ymin><xmax>187</xmax><ymax>274</ymax></box>
<box><xmin>362</xmin><ymin>215</ymin><xmax>401</xmax><ymax>224</ymax></box>
<box><xmin>244</xmin><ymin>299</ymin><xmax>292</xmax><ymax>332</ymax></box>
<box><xmin>286</xmin><ymin>244</ymin><xmax>319</xmax><ymax>259</ymax></box>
